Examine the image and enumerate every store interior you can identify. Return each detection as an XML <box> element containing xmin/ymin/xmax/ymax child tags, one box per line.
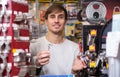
<box><xmin>0</xmin><ymin>0</ymin><xmax>120</xmax><ymax>77</ymax></box>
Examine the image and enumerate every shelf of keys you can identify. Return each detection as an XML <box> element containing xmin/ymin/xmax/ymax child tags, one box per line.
<box><xmin>0</xmin><ymin>0</ymin><xmax>31</xmax><ymax>77</ymax></box>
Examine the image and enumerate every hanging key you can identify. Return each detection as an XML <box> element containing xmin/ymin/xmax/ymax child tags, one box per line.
<box><xmin>2</xmin><ymin>25</ymin><xmax>7</xmax><ymax>38</ymax></box>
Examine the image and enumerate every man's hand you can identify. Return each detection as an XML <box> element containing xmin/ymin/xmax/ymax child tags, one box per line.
<box><xmin>36</xmin><ymin>50</ymin><xmax>50</xmax><ymax>66</ymax></box>
<box><xmin>72</xmin><ymin>56</ymin><xmax>86</xmax><ymax>74</ymax></box>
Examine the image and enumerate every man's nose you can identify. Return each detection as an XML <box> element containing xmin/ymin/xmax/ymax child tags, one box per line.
<box><xmin>54</xmin><ymin>17</ymin><xmax>59</xmax><ymax>23</ymax></box>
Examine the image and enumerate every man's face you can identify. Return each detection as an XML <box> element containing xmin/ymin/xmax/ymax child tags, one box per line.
<box><xmin>45</xmin><ymin>11</ymin><xmax>67</xmax><ymax>34</ymax></box>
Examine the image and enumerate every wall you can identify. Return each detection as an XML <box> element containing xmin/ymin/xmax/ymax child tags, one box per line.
<box><xmin>103</xmin><ymin>0</ymin><xmax>120</xmax><ymax>20</ymax></box>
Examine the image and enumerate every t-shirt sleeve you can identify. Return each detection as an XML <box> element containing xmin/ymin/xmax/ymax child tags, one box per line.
<box><xmin>75</xmin><ymin>45</ymin><xmax>80</xmax><ymax>57</ymax></box>
<box><xmin>30</xmin><ymin>42</ymin><xmax>38</xmax><ymax>66</ymax></box>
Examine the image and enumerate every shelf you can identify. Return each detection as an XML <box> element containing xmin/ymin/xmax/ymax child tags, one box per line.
<box><xmin>38</xmin><ymin>0</ymin><xmax>51</xmax><ymax>3</ymax></box>
<box><xmin>28</xmin><ymin>0</ymin><xmax>78</xmax><ymax>3</ymax></box>
<box><xmin>66</xmin><ymin>0</ymin><xmax>78</xmax><ymax>3</ymax></box>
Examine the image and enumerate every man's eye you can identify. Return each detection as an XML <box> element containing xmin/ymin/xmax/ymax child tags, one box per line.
<box><xmin>59</xmin><ymin>16</ymin><xmax>64</xmax><ymax>19</ymax></box>
<box><xmin>50</xmin><ymin>15</ymin><xmax>55</xmax><ymax>18</ymax></box>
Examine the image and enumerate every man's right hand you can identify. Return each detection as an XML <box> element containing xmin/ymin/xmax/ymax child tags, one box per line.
<box><xmin>36</xmin><ymin>50</ymin><xmax>50</xmax><ymax>66</ymax></box>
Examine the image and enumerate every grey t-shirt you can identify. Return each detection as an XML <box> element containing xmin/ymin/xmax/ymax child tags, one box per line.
<box><xmin>30</xmin><ymin>36</ymin><xmax>79</xmax><ymax>75</ymax></box>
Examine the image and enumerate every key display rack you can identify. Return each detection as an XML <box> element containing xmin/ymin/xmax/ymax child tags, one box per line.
<box><xmin>0</xmin><ymin>0</ymin><xmax>31</xmax><ymax>77</ymax></box>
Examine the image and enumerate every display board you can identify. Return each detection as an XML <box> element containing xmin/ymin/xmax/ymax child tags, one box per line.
<box><xmin>0</xmin><ymin>0</ymin><xmax>31</xmax><ymax>76</ymax></box>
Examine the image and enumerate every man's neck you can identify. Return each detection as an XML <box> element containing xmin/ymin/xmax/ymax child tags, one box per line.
<box><xmin>45</xmin><ymin>32</ymin><xmax>65</xmax><ymax>44</ymax></box>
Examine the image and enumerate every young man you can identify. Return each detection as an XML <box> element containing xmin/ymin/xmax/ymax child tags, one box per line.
<box><xmin>30</xmin><ymin>4</ymin><xmax>85</xmax><ymax>75</ymax></box>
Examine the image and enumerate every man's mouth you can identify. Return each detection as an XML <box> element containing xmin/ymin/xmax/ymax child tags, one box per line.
<box><xmin>53</xmin><ymin>24</ymin><xmax>60</xmax><ymax>29</ymax></box>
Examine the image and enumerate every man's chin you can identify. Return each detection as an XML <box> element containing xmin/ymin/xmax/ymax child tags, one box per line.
<box><xmin>52</xmin><ymin>30</ymin><xmax>63</xmax><ymax>34</ymax></box>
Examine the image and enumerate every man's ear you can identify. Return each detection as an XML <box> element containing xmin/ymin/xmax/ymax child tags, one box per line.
<box><xmin>45</xmin><ymin>20</ymin><xmax>48</xmax><ymax>25</ymax></box>
<box><xmin>65</xmin><ymin>20</ymin><xmax>68</xmax><ymax>24</ymax></box>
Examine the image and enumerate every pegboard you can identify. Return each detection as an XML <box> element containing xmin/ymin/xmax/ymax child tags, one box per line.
<box><xmin>0</xmin><ymin>0</ymin><xmax>31</xmax><ymax>77</ymax></box>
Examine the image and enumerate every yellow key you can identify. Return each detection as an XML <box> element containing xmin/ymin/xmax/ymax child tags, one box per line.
<box><xmin>90</xmin><ymin>61</ymin><xmax>96</xmax><ymax>68</ymax></box>
<box><xmin>12</xmin><ymin>49</ymin><xmax>17</xmax><ymax>54</ymax></box>
<box><xmin>106</xmin><ymin>63</ymin><xmax>109</xmax><ymax>69</ymax></box>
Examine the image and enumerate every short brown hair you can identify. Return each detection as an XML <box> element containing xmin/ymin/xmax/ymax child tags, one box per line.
<box><xmin>44</xmin><ymin>4</ymin><xmax>68</xmax><ymax>20</ymax></box>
